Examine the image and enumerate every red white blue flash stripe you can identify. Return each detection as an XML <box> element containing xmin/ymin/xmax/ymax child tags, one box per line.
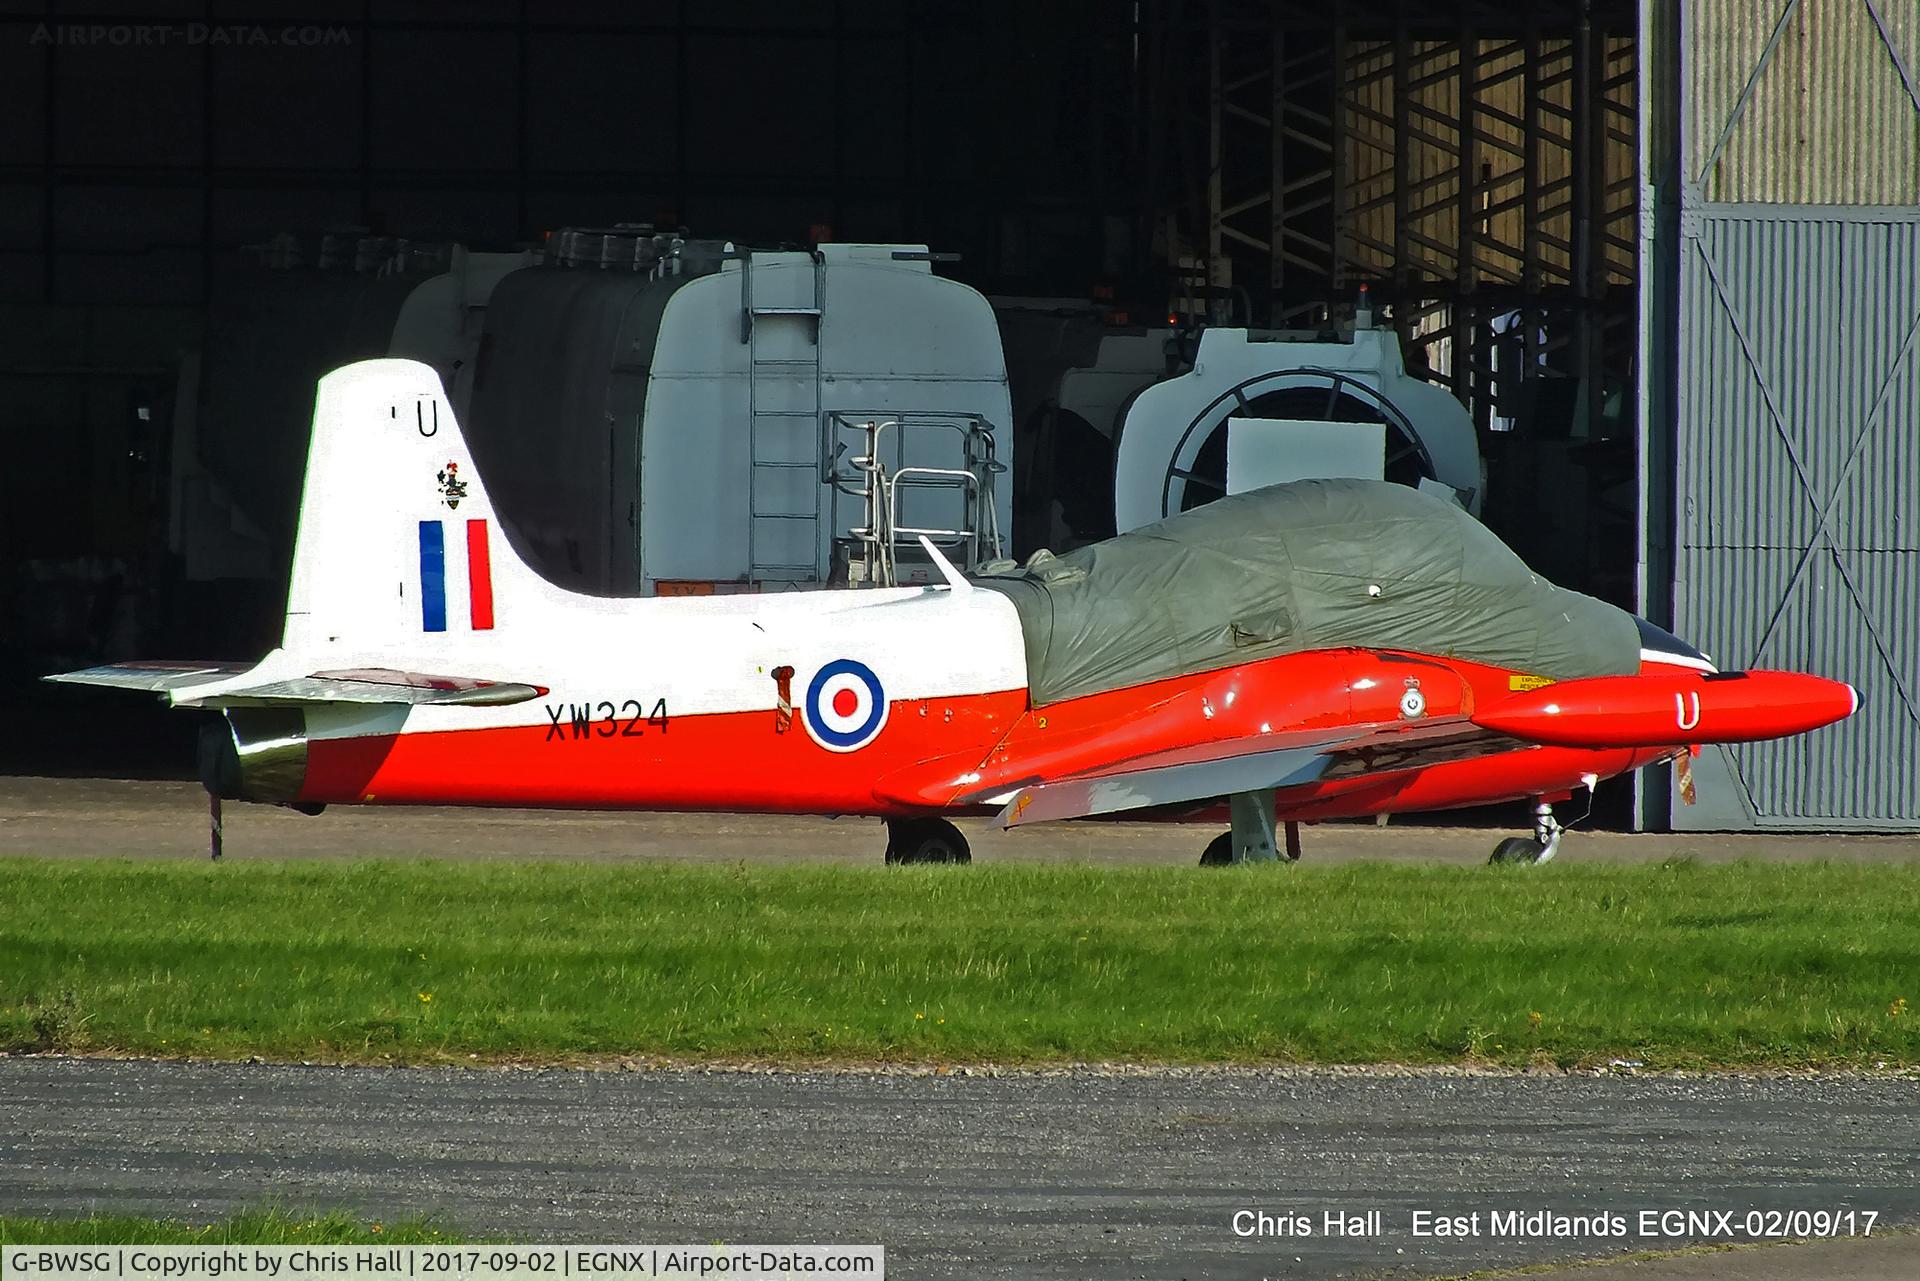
<box><xmin>418</xmin><ymin>519</ymin><xmax>495</xmax><ymax>633</ymax></box>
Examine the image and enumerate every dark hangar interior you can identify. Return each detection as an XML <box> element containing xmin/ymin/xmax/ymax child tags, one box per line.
<box><xmin>2</xmin><ymin>1</ymin><xmax>1912</xmax><ymax>833</ymax></box>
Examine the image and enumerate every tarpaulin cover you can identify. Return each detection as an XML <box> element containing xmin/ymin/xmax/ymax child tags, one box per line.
<box><xmin>977</xmin><ymin>479</ymin><xmax>1640</xmax><ymax>706</ymax></box>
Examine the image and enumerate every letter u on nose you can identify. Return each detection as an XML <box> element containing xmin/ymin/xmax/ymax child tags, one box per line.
<box><xmin>1675</xmin><ymin>691</ymin><xmax>1701</xmax><ymax>731</ymax></box>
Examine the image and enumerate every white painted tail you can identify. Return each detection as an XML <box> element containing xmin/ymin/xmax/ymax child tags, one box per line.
<box><xmin>284</xmin><ymin>359</ymin><xmax>530</xmax><ymax>654</ymax></box>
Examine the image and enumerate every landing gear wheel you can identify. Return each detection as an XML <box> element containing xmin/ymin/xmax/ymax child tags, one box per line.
<box><xmin>885</xmin><ymin>817</ymin><xmax>972</xmax><ymax>865</ymax></box>
<box><xmin>1200</xmin><ymin>833</ymin><xmax>1234</xmax><ymax>866</ymax></box>
<box><xmin>1489</xmin><ymin>836</ymin><xmax>1549</xmax><ymax>865</ymax></box>
<box><xmin>1489</xmin><ymin>798</ymin><xmax>1567</xmax><ymax>865</ymax></box>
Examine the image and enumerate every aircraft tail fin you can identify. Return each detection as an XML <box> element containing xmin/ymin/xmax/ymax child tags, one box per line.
<box><xmin>284</xmin><ymin>359</ymin><xmax>539</xmax><ymax>654</ymax></box>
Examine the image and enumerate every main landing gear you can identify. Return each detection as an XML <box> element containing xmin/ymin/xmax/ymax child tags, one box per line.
<box><xmin>1489</xmin><ymin>800</ymin><xmax>1564</xmax><ymax>865</ymax></box>
<box><xmin>1200</xmin><ymin>789</ymin><xmax>1302</xmax><ymax>866</ymax></box>
<box><xmin>885</xmin><ymin>816</ymin><xmax>973</xmax><ymax>865</ymax></box>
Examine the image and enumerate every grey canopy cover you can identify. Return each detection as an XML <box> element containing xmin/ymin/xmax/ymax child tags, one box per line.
<box><xmin>977</xmin><ymin>479</ymin><xmax>1640</xmax><ymax>706</ymax></box>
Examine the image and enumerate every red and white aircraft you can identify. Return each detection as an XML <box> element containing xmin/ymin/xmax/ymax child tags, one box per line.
<box><xmin>53</xmin><ymin>360</ymin><xmax>1859</xmax><ymax>865</ymax></box>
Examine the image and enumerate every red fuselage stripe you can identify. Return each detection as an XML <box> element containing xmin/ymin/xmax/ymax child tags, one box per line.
<box><xmin>304</xmin><ymin>692</ymin><xmax>1029</xmax><ymax>814</ymax></box>
<box><xmin>301</xmin><ymin>697</ymin><xmax>1666</xmax><ymax>820</ymax></box>
<box><xmin>296</xmin><ymin>648</ymin><xmax>1680</xmax><ymax>822</ymax></box>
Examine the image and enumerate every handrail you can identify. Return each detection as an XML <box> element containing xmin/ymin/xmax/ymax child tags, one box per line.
<box><xmin>835</xmin><ymin>414</ymin><xmax>1005</xmax><ymax>586</ymax></box>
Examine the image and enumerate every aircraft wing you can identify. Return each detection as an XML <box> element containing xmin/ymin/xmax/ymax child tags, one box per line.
<box><xmin>996</xmin><ymin>716</ymin><xmax>1519</xmax><ymax>827</ymax></box>
<box><xmin>46</xmin><ymin>664</ymin><xmax>545</xmax><ymax>708</ymax></box>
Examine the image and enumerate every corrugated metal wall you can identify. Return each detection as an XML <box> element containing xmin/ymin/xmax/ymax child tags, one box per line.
<box><xmin>1686</xmin><ymin>0</ymin><xmax>1919</xmax><ymax>204</ymax></box>
<box><xmin>1666</xmin><ymin>0</ymin><xmax>1920</xmax><ymax>829</ymax></box>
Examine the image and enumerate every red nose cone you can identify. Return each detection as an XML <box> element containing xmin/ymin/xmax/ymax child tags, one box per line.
<box><xmin>1475</xmin><ymin>670</ymin><xmax>1858</xmax><ymax>749</ymax></box>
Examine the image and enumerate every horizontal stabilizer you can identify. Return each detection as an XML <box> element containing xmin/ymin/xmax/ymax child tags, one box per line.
<box><xmin>49</xmin><ymin>663</ymin><xmax>545</xmax><ymax>708</ymax></box>
<box><xmin>44</xmin><ymin>661</ymin><xmax>248</xmax><ymax>693</ymax></box>
<box><xmin>188</xmin><ymin>668</ymin><xmax>548</xmax><ymax>707</ymax></box>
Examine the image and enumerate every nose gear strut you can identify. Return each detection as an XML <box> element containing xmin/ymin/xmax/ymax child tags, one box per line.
<box><xmin>1489</xmin><ymin>799</ymin><xmax>1564</xmax><ymax>865</ymax></box>
<box><xmin>1531</xmin><ymin>801</ymin><xmax>1564</xmax><ymax>863</ymax></box>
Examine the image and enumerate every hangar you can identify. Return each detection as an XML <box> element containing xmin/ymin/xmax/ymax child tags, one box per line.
<box><xmin>0</xmin><ymin>0</ymin><xmax>1913</xmax><ymax>831</ymax></box>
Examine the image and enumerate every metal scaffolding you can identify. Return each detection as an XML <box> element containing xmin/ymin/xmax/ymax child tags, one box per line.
<box><xmin>1169</xmin><ymin>1</ymin><xmax>1638</xmax><ymax>429</ymax></box>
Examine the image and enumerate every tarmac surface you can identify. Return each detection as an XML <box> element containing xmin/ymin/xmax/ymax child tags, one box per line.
<box><xmin>3</xmin><ymin>1059</ymin><xmax>1917</xmax><ymax>1280</ymax></box>
<box><xmin>6</xmin><ymin>776</ymin><xmax>1920</xmax><ymax>865</ymax></box>
<box><xmin>1513</xmin><ymin>1233</ymin><xmax>1920</xmax><ymax>1280</ymax></box>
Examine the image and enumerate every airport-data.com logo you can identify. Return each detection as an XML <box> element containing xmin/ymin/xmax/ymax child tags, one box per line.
<box><xmin>28</xmin><ymin>22</ymin><xmax>352</xmax><ymax>50</ymax></box>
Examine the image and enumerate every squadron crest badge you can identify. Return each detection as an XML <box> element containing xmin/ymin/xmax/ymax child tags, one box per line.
<box><xmin>436</xmin><ymin>461</ymin><xmax>469</xmax><ymax>509</ymax></box>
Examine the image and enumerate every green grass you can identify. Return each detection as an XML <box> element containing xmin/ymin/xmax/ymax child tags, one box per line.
<box><xmin>0</xmin><ymin>858</ymin><xmax>1915</xmax><ymax>1069</ymax></box>
<box><xmin>0</xmin><ymin>1209</ymin><xmax>460</xmax><ymax>1244</ymax></box>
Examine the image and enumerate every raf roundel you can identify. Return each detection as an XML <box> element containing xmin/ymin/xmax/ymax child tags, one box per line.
<box><xmin>804</xmin><ymin>658</ymin><xmax>889</xmax><ymax>753</ymax></box>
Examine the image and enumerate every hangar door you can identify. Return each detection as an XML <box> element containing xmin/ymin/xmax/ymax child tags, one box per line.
<box><xmin>1670</xmin><ymin>0</ymin><xmax>1920</xmax><ymax>829</ymax></box>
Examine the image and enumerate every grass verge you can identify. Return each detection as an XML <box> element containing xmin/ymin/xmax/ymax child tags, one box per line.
<box><xmin>0</xmin><ymin>857</ymin><xmax>1915</xmax><ymax>1068</ymax></box>
<box><xmin>0</xmin><ymin>1209</ymin><xmax>458</xmax><ymax>1244</ymax></box>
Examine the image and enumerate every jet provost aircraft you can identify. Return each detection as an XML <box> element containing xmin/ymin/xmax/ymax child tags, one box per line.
<box><xmin>52</xmin><ymin>359</ymin><xmax>1859</xmax><ymax>865</ymax></box>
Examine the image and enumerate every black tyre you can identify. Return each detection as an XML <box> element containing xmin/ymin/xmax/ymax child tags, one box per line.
<box><xmin>1199</xmin><ymin>832</ymin><xmax>1235</xmax><ymax>866</ymax></box>
<box><xmin>885</xmin><ymin>817</ymin><xmax>973</xmax><ymax>865</ymax></box>
<box><xmin>1489</xmin><ymin>836</ymin><xmax>1548</xmax><ymax>865</ymax></box>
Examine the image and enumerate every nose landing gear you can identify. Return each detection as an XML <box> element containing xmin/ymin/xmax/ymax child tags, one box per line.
<box><xmin>1489</xmin><ymin>800</ymin><xmax>1564</xmax><ymax>865</ymax></box>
